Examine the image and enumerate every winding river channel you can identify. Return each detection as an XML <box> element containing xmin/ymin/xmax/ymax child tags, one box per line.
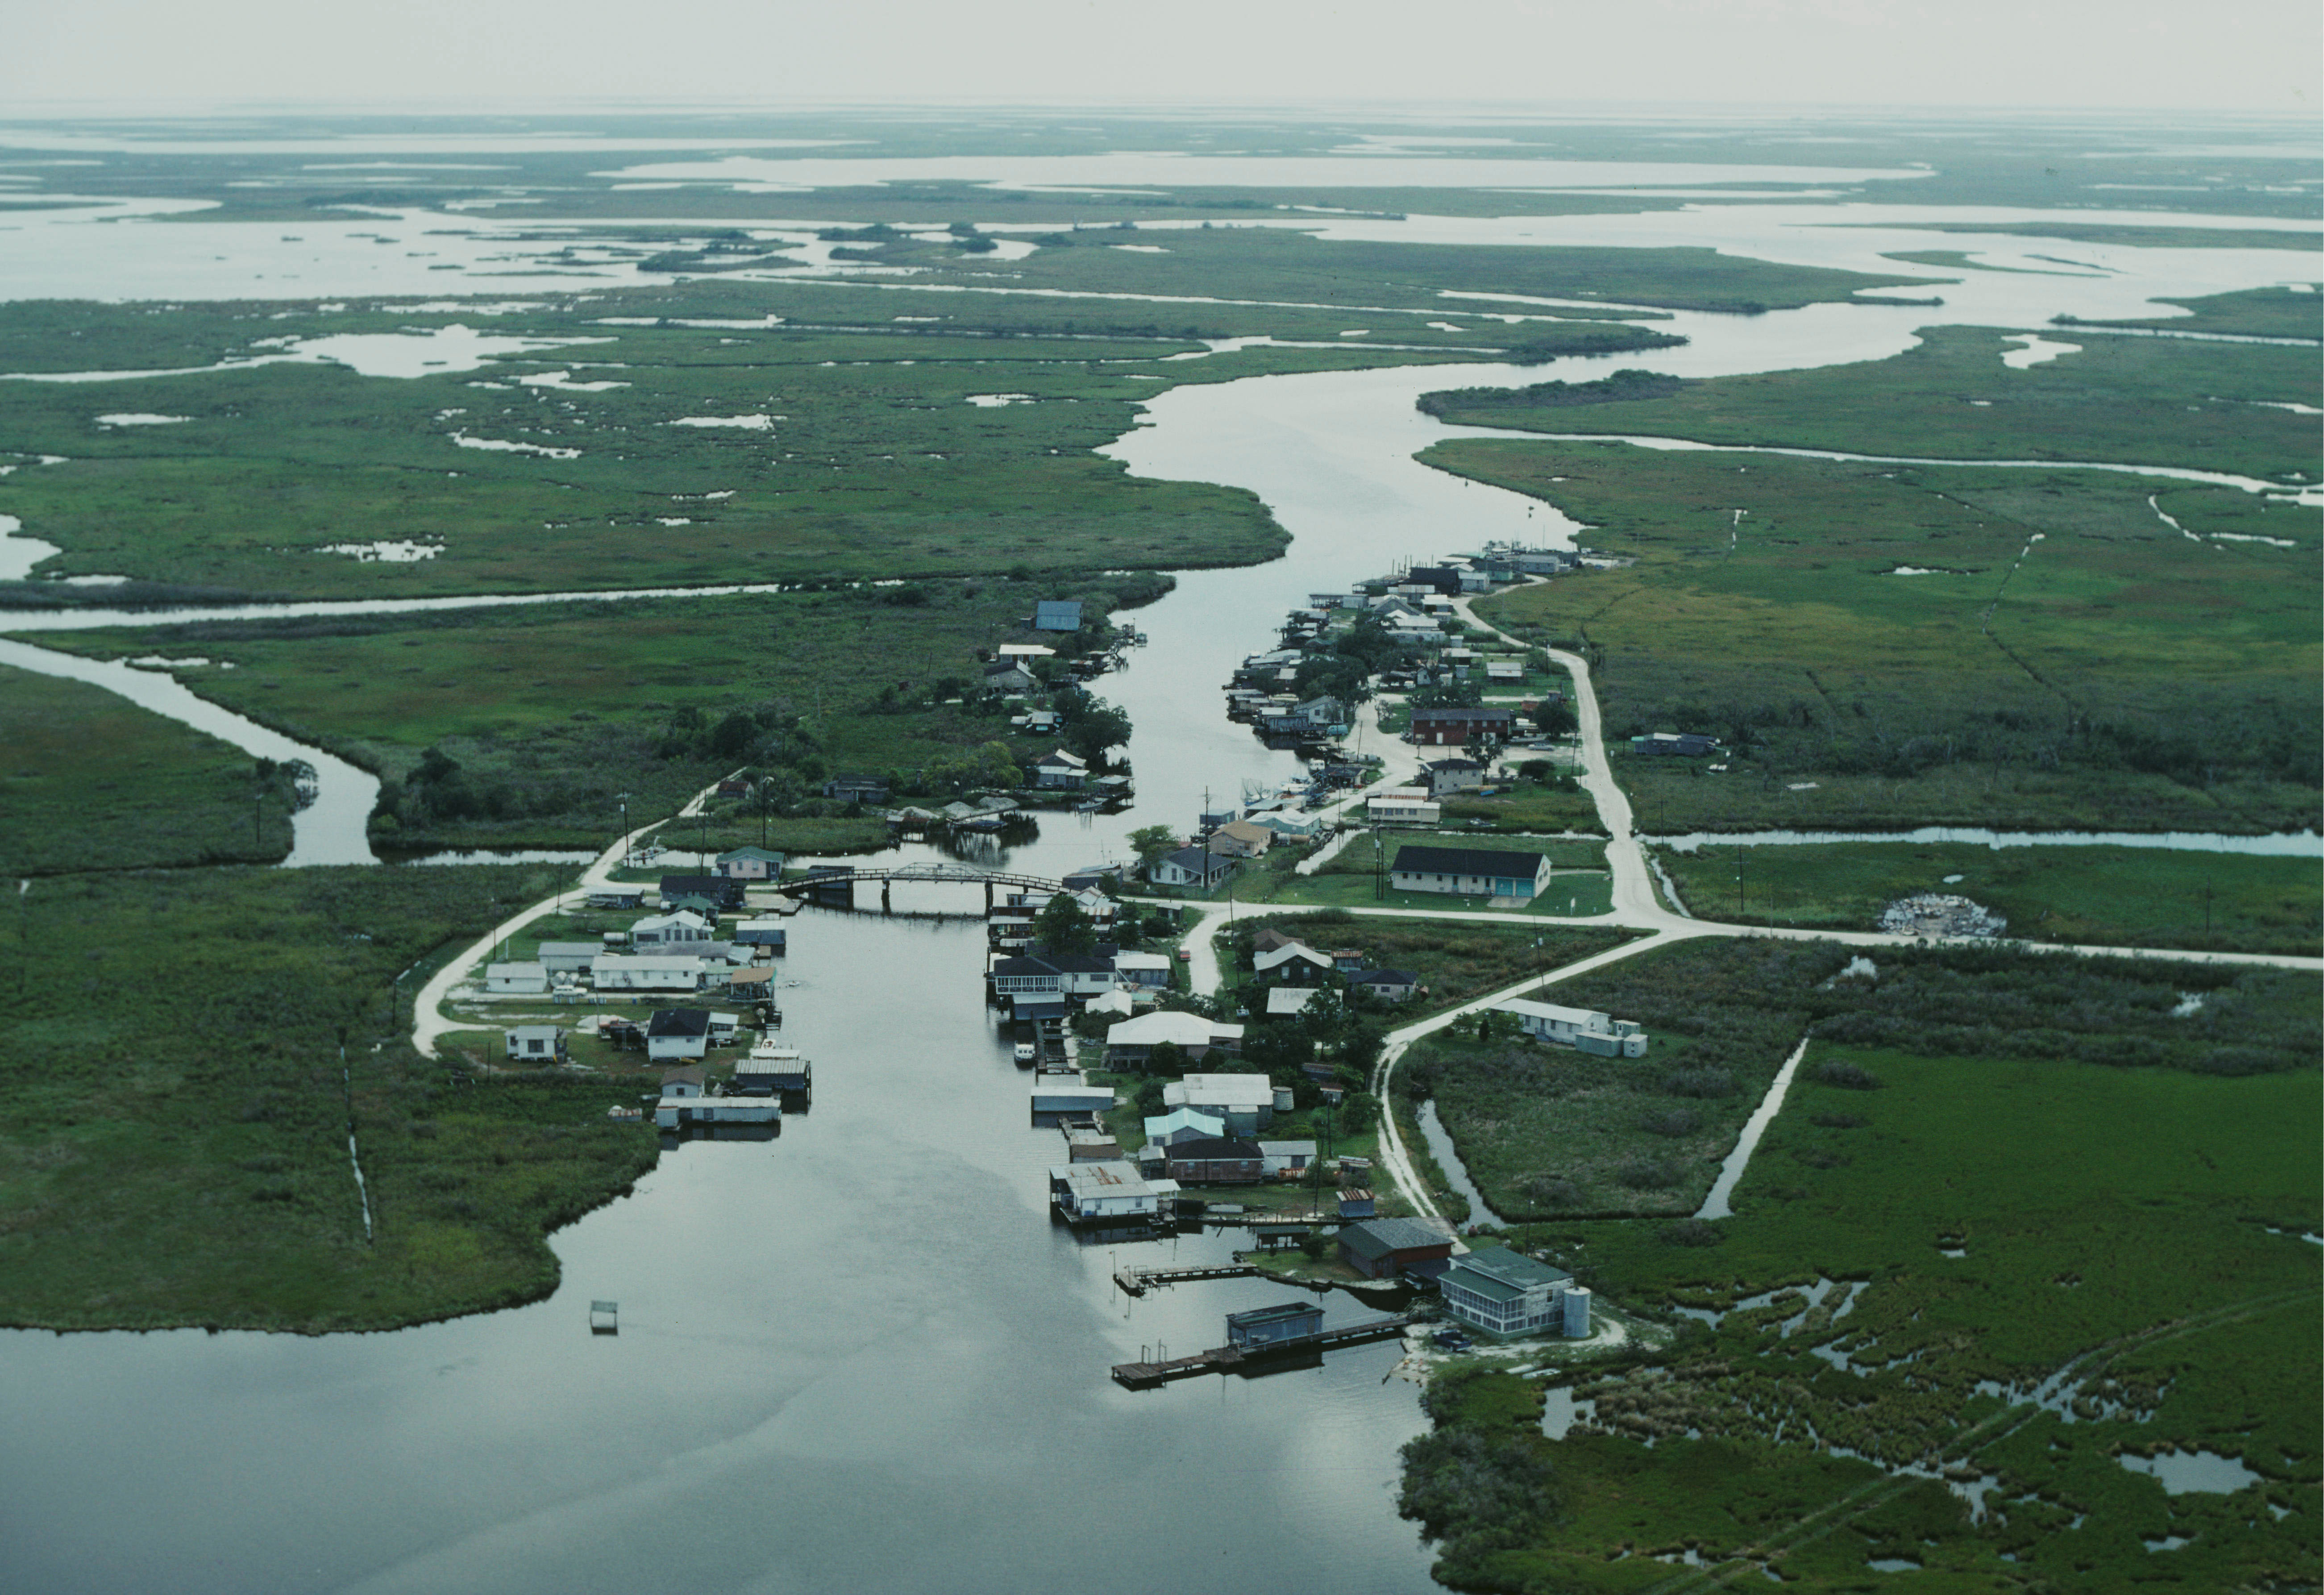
<box><xmin>0</xmin><ymin>170</ymin><xmax>2317</xmax><ymax>1595</ymax></box>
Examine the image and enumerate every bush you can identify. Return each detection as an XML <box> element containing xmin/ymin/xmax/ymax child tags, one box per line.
<box><xmin>1813</xmin><ymin>1060</ymin><xmax>1884</xmax><ymax>1091</ymax></box>
<box><xmin>1662</xmin><ymin>1067</ymin><xmax>1738</xmax><ymax>1099</ymax></box>
<box><xmin>1810</xmin><ymin>1111</ymin><xmax>1868</xmax><ymax>1129</ymax></box>
<box><xmin>1661</xmin><ymin>1217</ymin><xmax>1725</xmax><ymax>1247</ymax></box>
<box><xmin>1518</xmin><ymin>1171</ymin><xmax>1583</xmax><ymax>1209</ymax></box>
<box><xmin>1617</xmin><ymin>1157</ymin><xmax>1683</xmax><ymax>1190</ymax></box>
<box><xmin>1639</xmin><ymin>1108</ymin><xmax>1702</xmax><ymax>1137</ymax></box>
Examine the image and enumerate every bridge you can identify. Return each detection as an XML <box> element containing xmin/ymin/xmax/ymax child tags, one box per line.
<box><xmin>768</xmin><ymin>863</ymin><xmax>1067</xmax><ymax>914</ymax></box>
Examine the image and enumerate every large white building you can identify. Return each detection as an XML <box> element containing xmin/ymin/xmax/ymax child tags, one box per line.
<box><xmin>1440</xmin><ymin>1246</ymin><xmax>1591</xmax><ymax>1339</ymax></box>
<box><xmin>1049</xmin><ymin>1161</ymin><xmax>1177</xmax><ymax>1223</ymax></box>
<box><xmin>1162</xmin><ymin>1072</ymin><xmax>1277</xmax><ymax>1137</ymax></box>
<box><xmin>1494</xmin><ymin>998</ymin><xmax>1649</xmax><ymax>1057</ymax></box>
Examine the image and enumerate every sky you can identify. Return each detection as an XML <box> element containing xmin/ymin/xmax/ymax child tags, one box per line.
<box><xmin>4</xmin><ymin>0</ymin><xmax>2320</xmax><ymax>116</ymax></box>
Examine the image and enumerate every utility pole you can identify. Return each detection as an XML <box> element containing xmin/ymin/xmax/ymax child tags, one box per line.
<box><xmin>1737</xmin><ymin>846</ymin><xmax>1744</xmax><ymax>917</ymax></box>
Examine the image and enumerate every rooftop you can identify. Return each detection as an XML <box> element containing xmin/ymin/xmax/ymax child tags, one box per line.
<box><xmin>1394</xmin><ymin>844</ymin><xmax>1547</xmax><ymax>878</ymax></box>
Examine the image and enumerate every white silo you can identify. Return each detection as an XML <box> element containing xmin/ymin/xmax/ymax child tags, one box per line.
<box><xmin>1562</xmin><ymin>1286</ymin><xmax>1592</xmax><ymax>1339</ymax></box>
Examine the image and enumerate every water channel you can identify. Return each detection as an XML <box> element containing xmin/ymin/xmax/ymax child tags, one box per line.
<box><xmin>0</xmin><ymin>162</ymin><xmax>2316</xmax><ymax>1594</ymax></box>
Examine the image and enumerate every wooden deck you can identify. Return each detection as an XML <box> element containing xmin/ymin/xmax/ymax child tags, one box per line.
<box><xmin>1111</xmin><ymin>1262</ymin><xmax>1256</xmax><ymax>1297</ymax></box>
<box><xmin>1110</xmin><ymin>1314</ymin><xmax>1414</xmax><ymax>1389</ymax></box>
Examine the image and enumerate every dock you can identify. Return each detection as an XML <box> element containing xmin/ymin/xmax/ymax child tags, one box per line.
<box><xmin>1112</xmin><ymin>1262</ymin><xmax>1256</xmax><ymax>1297</ymax></box>
<box><xmin>1110</xmin><ymin>1314</ymin><xmax>1415</xmax><ymax>1389</ymax></box>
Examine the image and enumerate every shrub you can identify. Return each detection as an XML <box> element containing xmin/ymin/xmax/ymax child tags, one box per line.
<box><xmin>1814</xmin><ymin>1060</ymin><xmax>1884</xmax><ymax>1091</ymax></box>
<box><xmin>1661</xmin><ymin>1218</ymin><xmax>1725</xmax><ymax>1247</ymax></box>
<box><xmin>1639</xmin><ymin>1108</ymin><xmax>1702</xmax><ymax>1137</ymax></box>
<box><xmin>1617</xmin><ymin>1157</ymin><xmax>1683</xmax><ymax>1190</ymax></box>
<box><xmin>1810</xmin><ymin>1111</ymin><xmax>1868</xmax><ymax>1129</ymax></box>
<box><xmin>1518</xmin><ymin>1171</ymin><xmax>1583</xmax><ymax>1209</ymax></box>
<box><xmin>1662</xmin><ymin>1067</ymin><xmax>1738</xmax><ymax>1099</ymax></box>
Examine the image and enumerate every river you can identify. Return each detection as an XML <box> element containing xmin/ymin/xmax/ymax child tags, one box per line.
<box><xmin>0</xmin><ymin>157</ymin><xmax>2316</xmax><ymax>1595</ymax></box>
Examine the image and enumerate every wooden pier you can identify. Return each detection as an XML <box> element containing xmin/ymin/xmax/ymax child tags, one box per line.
<box><xmin>1110</xmin><ymin>1314</ymin><xmax>1415</xmax><ymax>1389</ymax></box>
<box><xmin>1112</xmin><ymin>1262</ymin><xmax>1256</xmax><ymax>1297</ymax></box>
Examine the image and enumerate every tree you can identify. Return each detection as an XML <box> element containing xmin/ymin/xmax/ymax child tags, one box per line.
<box><xmin>1534</xmin><ymin>699</ymin><xmax>1579</xmax><ymax>737</ymax></box>
<box><xmin>1128</xmin><ymin>825</ymin><xmax>1179</xmax><ymax>871</ymax></box>
<box><xmin>1147</xmin><ymin>1039</ymin><xmax>1189</xmax><ymax>1076</ymax></box>
<box><xmin>1033</xmin><ymin>893</ymin><xmax>1096</xmax><ymax>956</ymax></box>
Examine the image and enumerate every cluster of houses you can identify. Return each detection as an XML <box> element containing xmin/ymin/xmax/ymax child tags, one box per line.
<box><xmin>1241</xmin><ymin>927</ymin><xmax>1418</xmax><ymax>1009</ymax></box>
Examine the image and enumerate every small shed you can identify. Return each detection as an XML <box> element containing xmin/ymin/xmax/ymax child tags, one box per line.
<box><xmin>1338</xmin><ymin>1188</ymin><xmax>1377</xmax><ymax>1220</ymax></box>
<box><xmin>1225</xmin><ymin>1300</ymin><xmax>1325</xmax><ymax>1350</ymax></box>
<box><xmin>659</xmin><ymin>1064</ymin><xmax>707</xmax><ymax>1098</ymax></box>
<box><xmin>504</xmin><ymin>1025</ymin><xmax>565</xmax><ymax>1062</ymax></box>
<box><xmin>732</xmin><ymin>919</ymin><xmax>790</xmax><ymax>951</ymax></box>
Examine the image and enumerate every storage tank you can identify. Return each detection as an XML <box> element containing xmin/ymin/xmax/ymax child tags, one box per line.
<box><xmin>1272</xmin><ymin>1087</ymin><xmax>1296</xmax><ymax>1113</ymax></box>
<box><xmin>1562</xmin><ymin>1286</ymin><xmax>1592</xmax><ymax>1339</ymax></box>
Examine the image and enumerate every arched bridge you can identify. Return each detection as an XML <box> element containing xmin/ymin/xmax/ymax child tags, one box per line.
<box><xmin>771</xmin><ymin>863</ymin><xmax>1067</xmax><ymax>911</ymax></box>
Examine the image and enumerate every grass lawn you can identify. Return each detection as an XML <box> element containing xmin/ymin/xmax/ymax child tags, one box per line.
<box><xmin>1656</xmin><ymin>839</ymin><xmax>2321</xmax><ymax>955</ymax></box>
<box><xmin>0</xmin><ymin>864</ymin><xmax>662</xmax><ymax>1332</ymax></box>
<box><xmin>1452</xmin><ymin>441</ymin><xmax>2320</xmax><ymax>835</ymax></box>
<box><xmin>0</xmin><ymin>661</ymin><xmax>295</xmax><ymax>872</ymax></box>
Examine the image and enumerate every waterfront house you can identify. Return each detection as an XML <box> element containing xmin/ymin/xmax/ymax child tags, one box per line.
<box><xmin>592</xmin><ymin>952</ymin><xmax>707</xmax><ymax>993</ymax></box>
<box><xmin>1493</xmin><ymin>998</ymin><xmax>1649</xmax><ymax>1056</ymax></box>
<box><xmin>720</xmin><ymin>966</ymin><xmax>775</xmax><ymax>1002</ymax></box>
<box><xmin>1364</xmin><ymin>788</ymin><xmax>1440</xmax><ymax>827</ymax></box>
<box><xmin>1031</xmin><ymin>1074</ymin><xmax>1116</xmax><ymax>1115</ymax></box>
<box><xmin>1032</xmin><ymin>599</ymin><xmax>1084</xmax><ymax>633</ymax></box>
<box><xmin>1252</xmin><ymin>941</ymin><xmax>1334</xmax><ymax>984</ymax></box>
<box><xmin>1207</xmin><ymin>819</ymin><xmax>1275</xmax><ymax>859</ymax></box>
<box><xmin>1402</xmin><ymin>566</ymin><xmax>1465</xmax><ymax>596</ymax></box>
<box><xmin>715</xmin><ymin>846</ymin><xmax>786</xmax><ymax>880</ymax></box>
<box><xmin>659</xmin><ymin>874</ymin><xmax>746</xmax><ymax>911</ymax></box>
<box><xmin>1164</xmin><ymin>1136</ymin><xmax>1266</xmax><ymax>1185</ymax></box>
<box><xmin>1061</xmin><ymin>863</ymin><xmax>1128</xmax><ymax>892</ymax></box>
<box><xmin>1162</xmin><ymin>1073</ymin><xmax>1275</xmax><ymax>1136</ymax></box>
<box><xmin>1049</xmin><ymin>1160</ymin><xmax>1171</xmax><ymax>1223</ymax></box>
<box><xmin>731</xmin><ymin>918</ymin><xmax>789</xmax><ymax>951</ymax></box>
<box><xmin>1349</xmin><ymin>969</ymin><xmax>1418</xmax><ymax>1003</ymax></box>
<box><xmin>1149</xmin><ymin>847</ymin><xmax>1237</xmax><ymax>890</ymax></box>
<box><xmin>504</xmin><ymin>1025</ymin><xmax>565</xmax><ymax>1063</ymax></box>
<box><xmin>822</xmin><ymin>773</ymin><xmax>892</xmax><ymax>804</ymax></box>
<box><xmin>1246</xmin><ymin>811</ymin><xmax>1322</xmax><ymax>842</ymax></box>
<box><xmin>646</xmin><ymin>1011</ymin><xmax>713</xmax><ymax>1063</ymax></box>
<box><xmin>1104</xmin><ymin>1010</ymin><xmax>1245</xmax><ymax>1068</ymax></box>
<box><xmin>1390</xmin><ymin>844</ymin><xmax>1551</xmax><ymax>901</ymax></box>
<box><xmin>631</xmin><ymin>909</ymin><xmax>714</xmax><ymax>946</ymax></box>
<box><xmin>733</xmin><ymin>1040</ymin><xmax>810</xmax><ymax>1095</ymax></box>
<box><xmin>1337</xmin><ymin>1217</ymin><xmax>1455</xmax><ymax>1281</ymax></box>
<box><xmin>1440</xmin><ymin>1246</ymin><xmax>1588</xmax><ymax>1339</ymax></box>
<box><xmin>486</xmin><ymin>962</ymin><xmax>549</xmax><ymax>995</ymax></box>
<box><xmin>1422</xmin><ymin>758</ymin><xmax>1486</xmax><ymax>798</ymax></box>
<box><xmin>990</xmin><ymin>947</ymin><xmax>1118</xmax><ymax>1001</ymax></box>
<box><xmin>1033</xmin><ymin>748</ymin><xmax>1089</xmax><ymax>790</ymax></box>
<box><xmin>654</xmin><ymin>1094</ymin><xmax>780</xmax><ymax>1130</ymax></box>
<box><xmin>659</xmin><ymin>1063</ymin><xmax>707</xmax><ymax>1097</ymax></box>
<box><xmin>536</xmin><ymin>941</ymin><xmax>600</xmax><ymax>976</ymax></box>
<box><xmin>1410</xmin><ymin>707</ymin><xmax>1513</xmax><ymax>747</ymax></box>
<box><xmin>1225</xmin><ymin>1301</ymin><xmax>1325</xmax><ymax>1349</ymax></box>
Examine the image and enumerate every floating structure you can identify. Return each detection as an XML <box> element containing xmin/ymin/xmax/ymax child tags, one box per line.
<box><xmin>590</xmin><ymin>1300</ymin><xmax>618</xmax><ymax>1334</ymax></box>
<box><xmin>1112</xmin><ymin>1262</ymin><xmax>1258</xmax><ymax>1297</ymax></box>
<box><xmin>733</xmin><ymin>1037</ymin><xmax>811</xmax><ymax>1096</ymax></box>
<box><xmin>653</xmin><ymin>1095</ymin><xmax>781</xmax><ymax>1130</ymax></box>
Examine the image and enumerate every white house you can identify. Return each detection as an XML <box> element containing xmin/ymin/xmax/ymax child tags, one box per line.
<box><xmin>1256</xmin><ymin>1139</ymin><xmax>1318</xmax><ymax>1176</ymax></box>
<box><xmin>714</xmin><ymin>847</ymin><xmax>786</xmax><ymax>880</ymax></box>
<box><xmin>1264</xmin><ymin>986</ymin><xmax>1319</xmax><ymax>1017</ymax></box>
<box><xmin>486</xmin><ymin>962</ymin><xmax>549</xmax><ymax>995</ymax></box>
<box><xmin>1049</xmin><ymin>1161</ymin><xmax>1175</xmax><ymax>1223</ymax></box>
<box><xmin>592</xmin><ymin>952</ymin><xmax>707</xmax><ymax>993</ymax></box>
<box><xmin>630</xmin><ymin>910</ymin><xmax>714</xmax><ymax>946</ymax></box>
<box><xmin>647</xmin><ymin>1013</ymin><xmax>712</xmax><ymax>1063</ymax></box>
<box><xmin>989</xmin><ymin>950</ymin><xmax>1117</xmax><ymax>1000</ymax></box>
<box><xmin>1150</xmin><ymin>847</ymin><xmax>1236</xmax><ymax>889</ymax></box>
<box><xmin>1112</xmin><ymin>951</ymin><xmax>1173</xmax><ymax>989</ymax></box>
<box><xmin>1163</xmin><ymin>1072</ymin><xmax>1276</xmax><ymax>1137</ymax></box>
<box><xmin>1366</xmin><ymin>788</ymin><xmax>1442</xmax><ymax>827</ymax></box>
<box><xmin>1494</xmin><ymin>997</ymin><xmax>1649</xmax><ymax>1056</ymax></box>
<box><xmin>1440</xmin><ymin>1245</ymin><xmax>1588</xmax><ymax>1339</ymax></box>
<box><xmin>504</xmin><ymin>1025</ymin><xmax>564</xmax><ymax>1061</ymax></box>
<box><xmin>1104</xmin><ymin>1010</ymin><xmax>1245</xmax><ymax>1067</ymax></box>
<box><xmin>1143</xmin><ymin>1106</ymin><xmax>1227</xmax><ymax>1146</ymax></box>
<box><xmin>1391</xmin><ymin>844</ymin><xmax>1551</xmax><ymax>901</ymax></box>
<box><xmin>535</xmin><ymin>942</ymin><xmax>600</xmax><ymax>975</ymax></box>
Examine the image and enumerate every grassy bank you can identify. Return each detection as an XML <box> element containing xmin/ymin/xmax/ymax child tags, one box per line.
<box><xmin>1449</xmin><ymin>441</ymin><xmax>2320</xmax><ymax>834</ymax></box>
<box><xmin>1421</xmin><ymin>322</ymin><xmax>2321</xmax><ymax>479</ymax></box>
<box><xmin>0</xmin><ymin>661</ymin><xmax>295</xmax><ymax>872</ymax></box>
<box><xmin>1656</xmin><ymin>839</ymin><xmax>2321</xmax><ymax>955</ymax></box>
<box><xmin>0</xmin><ymin>865</ymin><xmax>662</xmax><ymax>1332</ymax></box>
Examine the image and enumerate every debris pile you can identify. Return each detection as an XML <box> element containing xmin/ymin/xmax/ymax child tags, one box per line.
<box><xmin>1878</xmin><ymin>894</ymin><xmax>2006</xmax><ymax>939</ymax></box>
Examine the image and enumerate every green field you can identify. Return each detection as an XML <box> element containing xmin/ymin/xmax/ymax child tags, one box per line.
<box><xmin>0</xmin><ymin>662</ymin><xmax>296</xmax><ymax>871</ymax></box>
<box><xmin>1449</xmin><ymin>441</ymin><xmax>2320</xmax><ymax>834</ymax></box>
<box><xmin>1400</xmin><ymin>934</ymin><xmax>2320</xmax><ymax>1590</ymax></box>
<box><xmin>28</xmin><ymin>580</ymin><xmax>1128</xmax><ymax>851</ymax></box>
<box><xmin>0</xmin><ymin>864</ymin><xmax>665</xmax><ymax>1332</ymax></box>
<box><xmin>1416</xmin><ymin>935</ymin><xmax>2318</xmax><ymax>1229</ymax></box>
<box><xmin>1656</xmin><ymin>839</ymin><xmax>2321</xmax><ymax>954</ymax></box>
<box><xmin>2055</xmin><ymin>284</ymin><xmax>2324</xmax><ymax>341</ymax></box>
<box><xmin>1421</xmin><ymin>322</ymin><xmax>2321</xmax><ymax>481</ymax></box>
